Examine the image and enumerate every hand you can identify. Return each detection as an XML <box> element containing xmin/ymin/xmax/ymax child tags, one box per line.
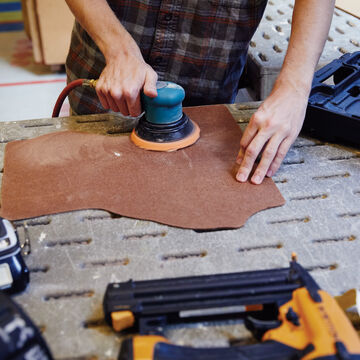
<box><xmin>95</xmin><ymin>48</ymin><xmax>158</xmax><ymax>117</ymax></box>
<box><xmin>235</xmin><ymin>80</ymin><xmax>309</xmax><ymax>184</ymax></box>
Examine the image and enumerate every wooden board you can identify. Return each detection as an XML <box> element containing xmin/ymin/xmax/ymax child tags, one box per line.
<box><xmin>35</xmin><ymin>0</ymin><xmax>74</xmax><ymax>64</ymax></box>
<box><xmin>336</xmin><ymin>0</ymin><xmax>360</xmax><ymax>18</ymax></box>
<box><xmin>22</xmin><ymin>0</ymin><xmax>74</xmax><ymax>64</ymax></box>
<box><xmin>24</xmin><ymin>0</ymin><xmax>42</xmax><ymax>62</ymax></box>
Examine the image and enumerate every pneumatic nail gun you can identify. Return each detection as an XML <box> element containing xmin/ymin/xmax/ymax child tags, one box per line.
<box><xmin>103</xmin><ymin>257</ymin><xmax>360</xmax><ymax>360</ymax></box>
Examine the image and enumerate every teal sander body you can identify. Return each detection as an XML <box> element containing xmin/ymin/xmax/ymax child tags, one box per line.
<box><xmin>130</xmin><ymin>81</ymin><xmax>200</xmax><ymax>151</ymax></box>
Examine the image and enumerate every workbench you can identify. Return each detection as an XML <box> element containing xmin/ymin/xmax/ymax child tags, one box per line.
<box><xmin>247</xmin><ymin>0</ymin><xmax>360</xmax><ymax>100</ymax></box>
<box><xmin>0</xmin><ymin>104</ymin><xmax>359</xmax><ymax>359</ymax></box>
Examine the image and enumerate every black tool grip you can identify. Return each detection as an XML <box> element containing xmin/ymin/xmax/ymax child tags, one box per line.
<box><xmin>0</xmin><ymin>292</ymin><xmax>53</xmax><ymax>360</ymax></box>
<box><xmin>118</xmin><ymin>338</ymin><xmax>312</xmax><ymax>360</ymax></box>
<box><xmin>118</xmin><ymin>338</ymin><xmax>135</xmax><ymax>360</ymax></box>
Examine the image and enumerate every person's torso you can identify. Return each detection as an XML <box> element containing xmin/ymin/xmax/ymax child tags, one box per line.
<box><xmin>66</xmin><ymin>0</ymin><xmax>267</xmax><ymax>113</ymax></box>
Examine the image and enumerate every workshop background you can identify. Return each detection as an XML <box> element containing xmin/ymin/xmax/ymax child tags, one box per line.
<box><xmin>0</xmin><ymin>1</ymin><xmax>360</xmax><ymax>360</ymax></box>
<box><xmin>0</xmin><ymin>0</ymin><xmax>359</xmax><ymax>122</ymax></box>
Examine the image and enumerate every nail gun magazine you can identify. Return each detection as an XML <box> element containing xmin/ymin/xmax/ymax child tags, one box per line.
<box><xmin>103</xmin><ymin>259</ymin><xmax>360</xmax><ymax>360</ymax></box>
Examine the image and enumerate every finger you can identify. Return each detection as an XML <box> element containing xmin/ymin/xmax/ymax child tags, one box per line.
<box><xmin>95</xmin><ymin>80</ymin><xmax>110</xmax><ymax>109</ymax></box>
<box><xmin>267</xmin><ymin>138</ymin><xmax>293</xmax><ymax>177</ymax></box>
<box><xmin>109</xmin><ymin>87</ymin><xmax>130</xmax><ymax>116</ymax></box>
<box><xmin>236</xmin><ymin>147</ymin><xmax>245</xmax><ymax>165</ymax></box>
<box><xmin>105</xmin><ymin>93</ymin><xmax>121</xmax><ymax>113</ymax></box>
<box><xmin>108</xmin><ymin>88</ymin><xmax>130</xmax><ymax>116</ymax></box>
<box><xmin>236</xmin><ymin>132</ymin><xmax>269</xmax><ymax>183</ymax></box>
<box><xmin>127</xmin><ymin>94</ymin><xmax>141</xmax><ymax>117</ymax></box>
<box><xmin>250</xmin><ymin>135</ymin><xmax>283</xmax><ymax>184</ymax></box>
<box><xmin>124</xmin><ymin>87</ymin><xmax>141</xmax><ymax>117</ymax></box>
<box><xmin>236</xmin><ymin>116</ymin><xmax>260</xmax><ymax>164</ymax></box>
<box><xmin>118</xmin><ymin>100</ymin><xmax>130</xmax><ymax>116</ymax></box>
<box><xmin>143</xmin><ymin>69</ymin><xmax>158</xmax><ymax>98</ymax></box>
<box><xmin>96</xmin><ymin>89</ymin><xmax>110</xmax><ymax>110</ymax></box>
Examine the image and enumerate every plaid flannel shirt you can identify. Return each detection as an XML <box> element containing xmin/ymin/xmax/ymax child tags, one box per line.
<box><xmin>66</xmin><ymin>0</ymin><xmax>267</xmax><ymax>115</ymax></box>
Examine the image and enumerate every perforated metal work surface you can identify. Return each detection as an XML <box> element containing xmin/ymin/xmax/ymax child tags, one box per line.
<box><xmin>247</xmin><ymin>0</ymin><xmax>360</xmax><ymax>99</ymax></box>
<box><xmin>0</xmin><ymin>106</ymin><xmax>359</xmax><ymax>360</ymax></box>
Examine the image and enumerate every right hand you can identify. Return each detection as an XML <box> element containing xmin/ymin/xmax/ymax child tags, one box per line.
<box><xmin>95</xmin><ymin>49</ymin><xmax>158</xmax><ymax>117</ymax></box>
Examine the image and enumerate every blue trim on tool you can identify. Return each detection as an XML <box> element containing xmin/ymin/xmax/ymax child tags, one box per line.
<box><xmin>0</xmin><ymin>3</ymin><xmax>22</xmax><ymax>12</ymax></box>
<box><xmin>0</xmin><ymin>22</ymin><xmax>23</xmax><ymax>32</ymax></box>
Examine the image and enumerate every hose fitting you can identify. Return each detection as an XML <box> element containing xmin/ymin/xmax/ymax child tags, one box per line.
<box><xmin>83</xmin><ymin>79</ymin><xmax>98</xmax><ymax>88</ymax></box>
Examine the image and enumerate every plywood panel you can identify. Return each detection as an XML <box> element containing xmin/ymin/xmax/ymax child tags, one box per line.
<box><xmin>35</xmin><ymin>0</ymin><xmax>74</xmax><ymax>64</ymax></box>
<box><xmin>336</xmin><ymin>0</ymin><xmax>360</xmax><ymax>18</ymax></box>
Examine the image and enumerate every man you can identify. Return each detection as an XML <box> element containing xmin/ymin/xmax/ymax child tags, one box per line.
<box><xmin>65</xmin><ymin>0</ymin><xmax>335</xmax><ymax>184</ymax></box>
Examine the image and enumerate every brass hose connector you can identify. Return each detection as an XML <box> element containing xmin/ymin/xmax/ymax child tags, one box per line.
<box><xmin>83</xmin><ymin>79</ymin><xmax>98</xmax><ymax>88</ymax></box>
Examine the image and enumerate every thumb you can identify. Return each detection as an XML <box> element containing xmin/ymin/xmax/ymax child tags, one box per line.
<box><xmin>143</xmin><ymin>69</ymin><xmax>158</xmax><ymax>98</ymax></box>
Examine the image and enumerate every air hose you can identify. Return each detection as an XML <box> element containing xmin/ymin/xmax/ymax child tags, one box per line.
<box><xmin>52</xmin><ymin>78</ymin><xmax>97</xmax><ymax>117</ymax></box>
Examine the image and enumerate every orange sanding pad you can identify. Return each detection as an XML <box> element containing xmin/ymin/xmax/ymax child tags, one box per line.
<box><xmin>130</xmin><ymin>118</ymin><xmax>200</xmax><ymax>152</ymax></box>
<box><xmin>0</xmin><ymin>105</ymin><xmax>285</xmax><ymax>229</ymax></box>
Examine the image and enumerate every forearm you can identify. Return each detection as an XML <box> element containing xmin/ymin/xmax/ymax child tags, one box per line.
<box><xmin>236</xmin><ymin>0</ymin><xmax>335</xmax><ymax>184</ymax></box>
<box><xmin>65</xmin><ymin>0</ymin><xmax>141</xmax><ymax>61</ymax></box>
<box><xmin>276</xmin><ymin>0</ymin><xmax>335</xmax><ymax>94</ymax></box>
<box><xmin>65</xmin><ymin>0</ymin><xmax>157</xmax><ymax>116</ymax></box>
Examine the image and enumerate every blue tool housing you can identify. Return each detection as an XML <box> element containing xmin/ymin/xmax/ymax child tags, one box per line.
<box><xmin>132</xmin><ymin>81</ymin><xmax>200</xmax><ymax>151</ymax></box>
<box><xmin>141</xmin><ymin>81</ymin><xmax>185</xmax><ymax>124</ymax></box>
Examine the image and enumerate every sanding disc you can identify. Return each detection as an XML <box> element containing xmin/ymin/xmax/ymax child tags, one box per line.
<box><xmin>131</xmin><ymin>115</ymin><xmax>200</xmax><ymax>152</ymax></box>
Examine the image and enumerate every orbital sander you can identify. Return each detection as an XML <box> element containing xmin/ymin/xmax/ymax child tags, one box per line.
<box><xmin>130</xmin><ymin>81</ymin><xmax>200</xmax><ymax>151</ymax></box>
<box><xmin>52</xmin><ymin>79</ymin><xmax>200</xmax><ymax>151</ymax></box>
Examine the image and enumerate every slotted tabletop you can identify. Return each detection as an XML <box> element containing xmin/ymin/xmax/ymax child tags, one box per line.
<box><xmin>0</xmin><ymin>103</ymin><xmax>359</xmax><ymax>359</ymax></box>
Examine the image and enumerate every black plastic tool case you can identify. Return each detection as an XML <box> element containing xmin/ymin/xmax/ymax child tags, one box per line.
<box><xmin>303</xmin><ymin>51</ymin><xmax>360</xmax><ymax>146</ymax></box>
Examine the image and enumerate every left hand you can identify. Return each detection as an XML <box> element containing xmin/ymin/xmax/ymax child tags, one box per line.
<box><xmin>236</xmin><ymin>80</ymin><xmax>309</xmax><ymax>184</ymax></box>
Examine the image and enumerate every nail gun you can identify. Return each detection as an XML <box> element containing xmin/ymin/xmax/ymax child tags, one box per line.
<box><xmin>103</xmin><ymin>258</ymin><xmax>360</xmax><ymax>360</ymax></box>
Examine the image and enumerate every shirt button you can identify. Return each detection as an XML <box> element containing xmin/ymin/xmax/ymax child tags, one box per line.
<box><xmin>163</xmin><ymin>13</ymin><xmax>172</xmax><ymax>21</ymax></box>
<box><xmin>154</xmin><ymin>56</ymin><xmax>163</xmax><ymax>64</ymax></box>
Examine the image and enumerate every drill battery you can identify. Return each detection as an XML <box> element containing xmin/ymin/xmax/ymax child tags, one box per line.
<box><xmin>0</xmin><ymin>217</ymin><xmax>29</xmax><ymax>294</ymax></box>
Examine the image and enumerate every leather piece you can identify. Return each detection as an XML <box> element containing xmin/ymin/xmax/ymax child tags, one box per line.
<box><xmin>0</xmin><ymin>105</ymin><xmax>285</xmax><ymax>229</ymax></box>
